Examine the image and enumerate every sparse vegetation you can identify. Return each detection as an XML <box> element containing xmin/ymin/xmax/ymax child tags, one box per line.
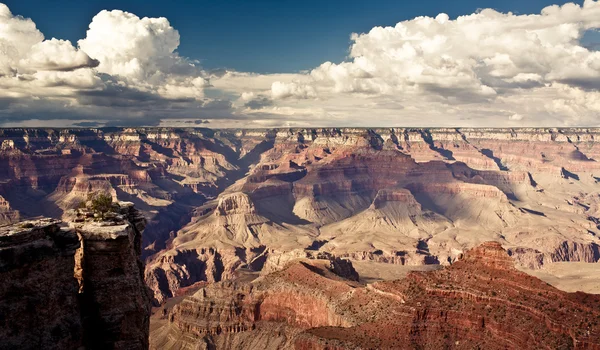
<box><xmin>88</xmin><ymin>192</ymin><xmax>115</xmax><ymax>220</ymax></box>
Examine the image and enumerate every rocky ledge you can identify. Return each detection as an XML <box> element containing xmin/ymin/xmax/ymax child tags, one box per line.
<box><xmin>0</xmin><ymin>202</ymin><xmax>151</xmax><ymax>350</ymax></box>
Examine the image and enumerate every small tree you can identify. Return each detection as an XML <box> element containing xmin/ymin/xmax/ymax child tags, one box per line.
<box><xmin>90</xmin><ymin>193</ymin><xmax>114</xmax><ymax>219</ymax></box>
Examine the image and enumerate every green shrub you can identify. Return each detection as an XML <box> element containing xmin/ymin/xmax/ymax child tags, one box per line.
<box><xmin>89</xmin><ymin>193</ymin><xmax>114</xmax><ymax>219</ymax></box>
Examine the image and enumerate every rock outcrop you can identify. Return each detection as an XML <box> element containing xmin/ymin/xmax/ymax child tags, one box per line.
<box><xmin>0</xmin><ymin>194</ymin><xmax>19</xmax><ymax>224</ymax></box>
<box><xmin>0</xmin><ymin>202</ymin><xmax>151</xmax><ymax>350</ymax></box>
<box><xmin>0</xmin><ymin>219</ymin><xmax>82</xmax><ymax>350</ymax></box>
<box><xmin>151</xmin><ymin>242</ymin><xmax>600</xmax><ymax>350</ymax></box>
<box><xmin>70</xmin><ymin>202</ymin><xmax>151</xmax><ymax>349</ymax></box>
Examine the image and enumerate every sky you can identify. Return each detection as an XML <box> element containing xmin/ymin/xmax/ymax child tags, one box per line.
<box><xmin>0</xmin><ymin>0</ymin><xmax>599</xmax><ymax>127</ymax></box>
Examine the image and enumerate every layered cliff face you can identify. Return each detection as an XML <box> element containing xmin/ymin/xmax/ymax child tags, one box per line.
<box><xmin>146</xmin><ymin>128</ymin><xmax>600</xmax><ymax>302</ymax></box>
<box><xmin>2</xmin><ymin>127</ymin><xmax>600</xmax><ymax>305</ymax></box>
<box><xmin>0</xmin><ymin>203</ymin><xmax>151</xmax><ymax>349</ymax></box>
<box><xmin>150</xmin><ymin>242</ymin><xmax>600</xmax><ymax>350</ymax></box>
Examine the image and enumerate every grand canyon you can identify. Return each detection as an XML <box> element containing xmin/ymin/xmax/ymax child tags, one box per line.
<box><xmin>1</xmin><ymin>127</ymin><xmax>600</xmax><ymax>349</ymax></box>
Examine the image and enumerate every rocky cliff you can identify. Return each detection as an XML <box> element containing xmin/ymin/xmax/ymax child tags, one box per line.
<box><xmin>0</xmin><ymin>219</ymin><xmax>82</xmax><ymax>350</ymax></box>
<box><xmin>150</xmin><ymin>242</ymin><xmax>600</xmax><ymax>350</ymax></box>
<box><xmin>0</xmin><ymin>202</ymin><xmax>151</xmax><ymax>349</ymax></box>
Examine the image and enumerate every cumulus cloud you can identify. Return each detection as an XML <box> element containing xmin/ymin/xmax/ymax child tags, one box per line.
<box><xmin>0</xmin><ymin>4</ymin><xmax>97</xmax><ymax>76</ymax></box>
<box><xmin>78</xmin><ymin>10</ymin><xmax>209</xmax><ymax>99</ymax></box>
<box><xmin>78</xmin><ymin>10</ymin><xmax>180</xmax><ymax>79</ymax></box>
<box><xmin>2</xmin><ymin>1</ymin><xmax>600</xmax><ymax>127</ymax></box>
<box><xmin>271</xmin><ymin>81</ymin><xmax>317</xmax><ymax>99</ymax></box>
<box><xmin>0</xmin><ymin>3</ymin><xmax>231</xmax><ymax>125</ymax></box>
<box><xmin>21</xmin><ymin>39</ymin><xmax>99</xmax><ymax>72</ymax></box>
<box><xmin>272</xmin><ymin>1</ymin><xmax>600</xmax><ymax>103</ymax></box>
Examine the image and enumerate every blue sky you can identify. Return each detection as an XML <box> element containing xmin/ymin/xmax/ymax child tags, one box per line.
<box><xmin>1</xmin><ymin>0</ymin><xmax>600</xmax><ymax>128</ymax></box>
<box><xmin>4</xmin><ymin>0</ymin><xmax>593</xmax><ymax>73</ymax></box>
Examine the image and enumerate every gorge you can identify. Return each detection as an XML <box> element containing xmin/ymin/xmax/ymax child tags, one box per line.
<box><xmin>1</xmin><ymin>127</ymin><xmax>600</xmax><ymax>349</ymax></box>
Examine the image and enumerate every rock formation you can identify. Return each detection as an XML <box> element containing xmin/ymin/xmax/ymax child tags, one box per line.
<box><xmin>0</xmin><ymin>219</ymin><xmax>82</xmax><ymax>350</ymax></box>
<box><xmin>150</xmin><ymin>242</ymin><xmax>600</xmax><ymax>350</ymax></box>
<box><xmin>0</xmin><ymin>202</ymin><xmax>151</xmax><ymax>349</ymax></box>
<box><xmin>144</xmin><ymin>128</ymin><xmax>600</xmax><ymax>302</ymax></box>
<box><xmin>2</xmin><ymin>127</ymin><xmax>600</xmax><ymax>304</ymax></box>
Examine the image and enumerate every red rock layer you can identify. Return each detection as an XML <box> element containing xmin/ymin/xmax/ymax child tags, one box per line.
<box><xmin>151</xmin><ymin>242</ymin><xmax>600</xmax><ymax>350</ymax></box>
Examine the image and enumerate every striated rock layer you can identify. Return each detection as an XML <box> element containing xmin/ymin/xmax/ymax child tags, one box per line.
<box><xmin>0</xmin><ymin>203</ymin><xmax>151</xmax><ymax>350</ymax></box>
<box><xmin>151</xmin><ymin>242</ymin><xmax>600</xmax><ymax>350</ymax></box>
<box><xmin>145</xmin><ymin>128</ymin><xmax>600</xmax><ymax>303</ymax></box>
<box><xmin>2</xmin><ymin>127</ymin><xmax>600</xmax><ymax>303</ymax></box>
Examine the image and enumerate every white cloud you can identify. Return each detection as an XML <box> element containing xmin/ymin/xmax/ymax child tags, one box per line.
<box><xmin>0</xmin><ymin>3</ymin><xmax>43</xmax><ymax>76</ymax></box>
<box><xmin>20</xmin><ymin>39</ymin><xmax>99</xmax><ymax>72</ymax></box>
<box><xmin>78</xmin><ymin>10</ymin><xmax>208</xmax><ymax>99</ymax></box>
<box><xmin>261</xmin><ymin>0</ymin><xmax>600</xmax><ymax>126</ymax></box>
<box><xmin>2</xmin><ymin>1</ymin><xmax>600</xmax><ymax>127</ymax></box>
<box><xmin>271</xmin><ymin>81</ymin><xmax>316</xmax><ymax>99</ymax></box>
<box><xmin>0</xmin><ymin>5</ymin><xmax>97</xmax><ymax>77</ymax></box>
<box><xmin>79</xmin><ymin>10</ymin><xmax>179</xmax><ymax>79</ymax></box>
<box><xmin>0</xmin><ymin>3</ymin><xmax>224</xmax><ymax>126</ymax></box>
<box><xmin>276</xmin><ymin>0</ymin><xmax>600</xmax><ymax>100</ymax></box>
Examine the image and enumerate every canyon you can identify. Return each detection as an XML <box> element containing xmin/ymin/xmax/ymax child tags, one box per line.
<box><xmin>1</xmin><ymin>127</ymin><xmax>600</xmax><ymax>303</ymax></box>
<box><xmin>2</xmin><ymin>127</ymin><xmax>600</xmax><ymax>348</ymax></box>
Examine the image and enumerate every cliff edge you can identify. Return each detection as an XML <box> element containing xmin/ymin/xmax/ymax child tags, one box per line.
<box><xmin>0</xmin><ymin>202</ymin><xmax>151</xmax><ymax>350</ymax></box>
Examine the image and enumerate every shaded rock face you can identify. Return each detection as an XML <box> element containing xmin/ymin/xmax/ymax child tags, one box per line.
<box><xmin>72</xmin><ymin>202</ymin><xmax>152</xmax><ymax>350</ymax></box>
<box><xmin>0</xmin><ymin>203</ymin><xmax>151</xmax><ymax>350</ymax></box>
<box><xmin>0</xmin><ymin>219</ymin><xmax>82</xmax><ymax>350</ymax></box>
<box><xmin>151</xmin><ymin>242</ymin><xmax>600</xmax><ymax>350</ymax></box>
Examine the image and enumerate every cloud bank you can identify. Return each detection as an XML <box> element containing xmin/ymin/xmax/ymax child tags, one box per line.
<box><xmin>0</xmin><ymin>1</ymin><xmax>600</xmax><ymax>127</ymax></box>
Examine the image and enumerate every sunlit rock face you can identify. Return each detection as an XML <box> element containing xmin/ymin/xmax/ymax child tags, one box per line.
<box><xmin>2</xmin><ymin>127</ymin><xmax>600</xmax><ymax>307</ymax></box>
<box><xmin>143</xmin><ymin>127</ymin><xmax>600</xmax><ymax>303</ymax></box>
<box><xmin>149</xmin><ymin>242</ymin><xmax>600</xmax><ymax>350</ymax></box>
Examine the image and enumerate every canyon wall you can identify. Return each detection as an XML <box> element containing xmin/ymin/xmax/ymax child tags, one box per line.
<box><xmin>0</xmin><ymin>202</ymin><xmax>151</xmax><ymax>349</ymax></box>
<box><xmin>2</xmin><ymin>128</ymin><xmax>600</xmax><ymax>305</ymax></box>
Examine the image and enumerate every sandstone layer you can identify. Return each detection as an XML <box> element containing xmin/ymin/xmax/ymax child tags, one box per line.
<box><xmin>150</xmin><ymin>242</ymin><xmax>600</xmax><ymax>349</ymax></box>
